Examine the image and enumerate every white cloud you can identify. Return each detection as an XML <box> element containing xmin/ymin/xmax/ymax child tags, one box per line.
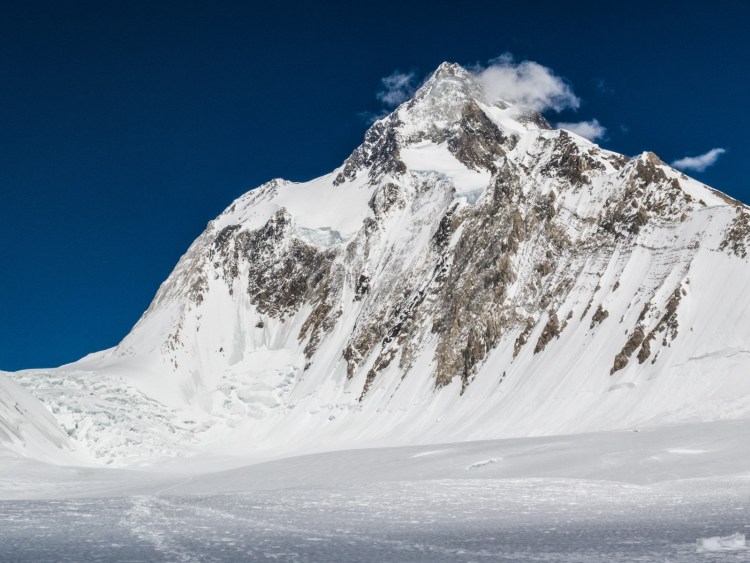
<box><xmin>472</xmin><ymin>54</ymin><xmax>580</xmax><ymax>112</ymax></box>
<box><xmin>671</xmin><ymin>148</ymin><xmax>726</xmax><ymax>172</ymax></box>
<box><xmin>556</xmin><ymin>119</ymin><xmax>607</xmax><ymax>141</ymax></box>
<box><xmin>593</xmin><ymin>78</ymin><xmax>614</xmax><ymax>94</ymax></box>
<box><xmin>376</xmin><ymin>71</ymin><xmax>418</xmax><ymax>107</ymax></box>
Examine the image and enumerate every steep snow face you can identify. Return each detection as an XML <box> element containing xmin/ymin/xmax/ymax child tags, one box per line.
<box><xmin>0</xmin><ymin>372</ymin><xmax>80</xmax><ymax>464</ymax></box>
<box><xmin>11</xmin><ymin>62</ymin><xmax>750</xmax><ymax>466</ymax></box>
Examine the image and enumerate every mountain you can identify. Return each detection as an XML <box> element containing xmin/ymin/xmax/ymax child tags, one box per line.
<box><xmin>10</xmin><ymin>62</ymin><xmax>750</xmax><ymax>466</ymax></box>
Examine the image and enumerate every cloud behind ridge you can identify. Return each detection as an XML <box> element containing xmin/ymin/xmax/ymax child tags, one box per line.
<box><xmin>556</xmin><ymin>119</ymin><xmax>607</xmax><ymax>141</ymax></box>
<box><xmin>473</xmin><ymin>54</ymin><xmax>580</xmax><ymax>112</ymax></box>
<box><xmin>376</xmin><ymin>71</ymin><xmax>418</xmax><ymax>107</ymax></box>
<box><xmin>672</xmin><ymin>148</ymin><xmax>726</xmax><ymax>172</ymax></box>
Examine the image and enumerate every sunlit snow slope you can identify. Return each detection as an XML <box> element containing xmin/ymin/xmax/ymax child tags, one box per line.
<box><xmin>10</xmin><ymin>62</ymin><xmax>750</xmax><ymax>466</ymax></box>
<box><xmin>0</xmin><ymin>372</ymin><xmax>80</xmax><ymax>464</ymax></box>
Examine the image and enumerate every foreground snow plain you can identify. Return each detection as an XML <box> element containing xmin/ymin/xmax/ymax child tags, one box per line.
<box><xmin>1</xmin><ymin>419</ymin><xmax>748</xmax><ymax>562</ymax></box>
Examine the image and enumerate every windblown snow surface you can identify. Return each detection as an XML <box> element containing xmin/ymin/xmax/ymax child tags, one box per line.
<box><xmin>3</xmin><ymin>62</ymin><xmax>750</xmax><ymax>561</ymax></box>
<box><xmin>1</xmin><ymin>420</ymin><xmax>750</xmax><ymax>561</ymax></box>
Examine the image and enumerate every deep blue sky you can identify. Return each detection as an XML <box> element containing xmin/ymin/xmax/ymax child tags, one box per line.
<box><xmin>2</xmin><ymin>0</ymin><xmax>749</xmax><ymax>370</ymax></box>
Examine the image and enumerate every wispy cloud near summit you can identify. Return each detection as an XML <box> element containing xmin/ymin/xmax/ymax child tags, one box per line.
<box><xmin>367</xmin><ymin>55</ymin><xmax>599</xmax><ymax>128</ymax></box>
<box><xmin>473</xmin><ymin>54</ymin><xmax>580</xmax><ymax>113</ymax></box>
<box><xmin>361</xmin><ymin>70</ymin><xmax>419</xmax><ymax>123</ymax></box>
<box><xmin>672</xmin><ymin>148</ymin><xmax>726</xmax><ymax>172</ymax></box>
<box><xmin>376</xmin><ymin>71</ymin><xmax>418</xmax><ymax>107</ymax></box>
<box><xmin>556</xmin><ymin>119</ymin><xmax>607</xmax><ymax>141</ymax></box>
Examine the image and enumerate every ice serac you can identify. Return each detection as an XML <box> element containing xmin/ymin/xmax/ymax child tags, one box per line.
<box><xmin>0</xmin><ymin>372</ymin><xmax>79</xmax><ymax>464</ymax></box>
<box><xmin>12</xmin><ymin>62</ymin><xmax>750</xmax><ymax>465</ymax></box>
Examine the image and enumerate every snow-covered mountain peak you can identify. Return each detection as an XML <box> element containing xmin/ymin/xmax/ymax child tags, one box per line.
<box><xmin>8</xmin><ymin>60</ymin><xmax>750</xmax><ymax>467</ymax></box>
<box><xmin>429</xmin><ymin>60</ymin><xmax>474</xmax><ymax>81</ymax></box>
<box><xmin>403</xmin><ymin>61</ymin><xmax>550</xmax><ymax>135</ymax></box>
<box><xmin>334</xmin><ymin>62</ymin><xmax>524</xmax><ymax>187</ymax></box>
<box><xmin>408</xmin><ymin>61</ymin><xmax>484</xmax><ymax>113</ymax></box>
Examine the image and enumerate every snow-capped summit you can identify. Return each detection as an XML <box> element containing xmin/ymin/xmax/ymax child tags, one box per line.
<box><xmin>402</xmin><ymin>62</ymin><xmax>487</xmax><ymax>123</ymax></box>
<box><xmin>336</xmin><ymin>61</ymin><xmax>546</xmax><ymax>188</ymax></box>
<box><xmin>8</xmin><ymin>62</ymin><xmax>750</xmax><ymax>466</ymax></box>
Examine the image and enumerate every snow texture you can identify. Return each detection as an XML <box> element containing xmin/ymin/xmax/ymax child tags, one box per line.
<box><xmin>1</xmin><ymin>420</ymin><xmax>750</xmax><ymax>561</ymax></box>
<box><xmin>696</xmin><ymin>533</ymin><xmax>747</xmax><ymax>553</ymax></box>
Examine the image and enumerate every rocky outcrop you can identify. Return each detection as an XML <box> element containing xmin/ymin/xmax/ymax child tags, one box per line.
<box><xmin>720</xmin><ymin>207</ymin><xmax>750</xmax><ymax>258</ymax></box>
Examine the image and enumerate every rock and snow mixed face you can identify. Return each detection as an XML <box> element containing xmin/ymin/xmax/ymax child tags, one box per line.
<box><xmin>8</xmin><ymin>62</ymin><xmax>750</xmax><ymax>466</ymax></box>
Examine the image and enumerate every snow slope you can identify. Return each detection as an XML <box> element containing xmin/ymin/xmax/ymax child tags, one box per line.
<box><xmin>9</xmin><ymin>62</ymin><xmax>750</xmax><ymax>467</ymax></box>
<box><xmin>0</xmin><ymin>372</ymin><xmax>79</xmax><ymax>464</ymax></box>
<box><xmin>1</xmin><ymin>419</ymin><xmax>749</xmax><ymax>561</ymax></box>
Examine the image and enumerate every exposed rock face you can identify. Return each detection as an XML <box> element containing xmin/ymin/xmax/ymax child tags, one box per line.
<box><xmin>334</xmin><ymin>119</ymin><xmax>406</xmax><ymax>185</ymax></box>
<box><xmin>12</xmin><ymin>62</ymin><xmax>750</xmax><ymax>465</ymax></box>
<box><xmin>720</xmin><ymin>207</ymin><xmax>750</xmax><ymax>257</ymax></box>
<box><xmin>590</xmin><ymin>305</ymin><xmax>609</xmax><ymax>329</ymax></box>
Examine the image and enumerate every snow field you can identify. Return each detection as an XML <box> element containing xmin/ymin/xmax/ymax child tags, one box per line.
<box><xmin>1</xmin><ymin>419</ymin><xmax>750</xmax><ymax>561</ymax></box>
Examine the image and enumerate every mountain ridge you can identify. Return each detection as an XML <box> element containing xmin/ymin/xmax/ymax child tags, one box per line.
<box><xmin>6</xmin><ymin>61</ymin><xmax>750</xmax><ymax>466</ymax></box>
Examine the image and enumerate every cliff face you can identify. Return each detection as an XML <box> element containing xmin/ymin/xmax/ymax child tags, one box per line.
<box><xmin>12</xmin><ymin>63</ymin><xmax>750</xmax><ymax>466</ymax></box>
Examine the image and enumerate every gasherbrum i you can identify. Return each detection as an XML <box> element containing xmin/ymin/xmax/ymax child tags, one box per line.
<box><xmin>5</xmin><ymin>62</ymin><xmax>750</xmax><ymax>466</ymax></box>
